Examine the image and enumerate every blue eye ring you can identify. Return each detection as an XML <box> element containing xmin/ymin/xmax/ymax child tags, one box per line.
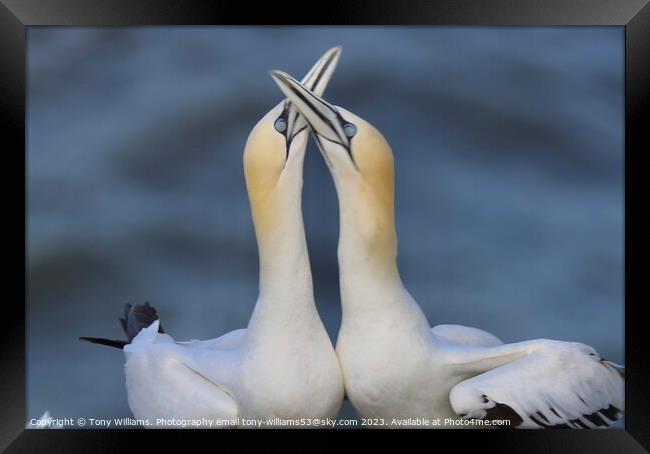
<box><xmin>274</xmin><ymin>117</ymin><xmax>287</xmax><ymax>133</ymax></box>
<box><xmin>343</xmin><ymin>123</ymin><xmax>357</xmax><ymax>138</ymax></box>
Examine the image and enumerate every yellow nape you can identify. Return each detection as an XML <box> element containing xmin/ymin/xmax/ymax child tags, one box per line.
<box><xmin>243</xmin><ymin>104</ymin><xmax>287</xmax><ymax>232</ymax></box>
<box><xmin>352</xmin><ymin>117</ymin><xmax>395</xmax><ymax>206</ymax></box>
<box><xmin>350</xmin><ymin>117</ymin><xmax>397</xmax><ymax>256</ymax></box>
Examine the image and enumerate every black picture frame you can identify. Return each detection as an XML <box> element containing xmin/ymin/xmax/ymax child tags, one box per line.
<box><xmin>2</xmin><ymin>0</ymin><xmax>648</xmax><ymax>451</ymax></box>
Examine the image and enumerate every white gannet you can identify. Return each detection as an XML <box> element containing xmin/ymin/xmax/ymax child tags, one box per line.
<box><xmin>80</xmin><ymin>47</ymin><xmax>345</xmax><ymax>426</ymax></box>
<box><xmin>270</xmin><ymin>70</ymin><xmax>625</xmax><ymax>429</ymax></box>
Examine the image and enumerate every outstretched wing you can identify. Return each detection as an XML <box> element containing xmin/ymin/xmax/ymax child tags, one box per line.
<box><xmin>448</xmin><ymin>340</ymin><xmax>624</xmax><ymax>428</ymax></box>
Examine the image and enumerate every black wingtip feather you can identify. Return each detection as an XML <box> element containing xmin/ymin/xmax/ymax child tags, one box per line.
<box><xmin>78</xmin><ymin>337</ymin><xmax>128</xmax><ymax>349</ymax></box>
<box><xmin>484</xmin><ymin>401</ymin><xmax>524</xmax><ymax>427</ymax></box>
<box><xmin>80</xmin><ymin>301</ymin><xmax>166</xmax><ymax>348</ymax></box>
<box><xmin>528</xmin><ymin>404</ymin><xmax>622</xmax><ymax>429</ymax></box>
<box><xmin>600</xmin><ymin>404</ymin><xmax>622</xmax><ymax>421</ymax></box>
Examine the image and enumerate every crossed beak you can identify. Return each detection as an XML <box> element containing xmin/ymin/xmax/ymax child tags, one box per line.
<box><xmin>271</xmin><ymin>69</ymin><xmax>353</xmax><ymax>152</ymax></box>
<box><xmin>284</xmin><ymin>46</ymin><xmax>342</xmax><ymax>143</ymax></box>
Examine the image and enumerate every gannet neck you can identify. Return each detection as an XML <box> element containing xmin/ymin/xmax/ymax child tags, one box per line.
<box><xmin>247</xmin><ymin>184</ymin><xmax>317</xmax><ymax>339</ymax></box>
<box><xmin>336</xmin><ymin>179</ymin><xmax>398</xmax><ymax>275</ymax></box>
<box><xmin>243</xmin><ymin>124</ymin><xmax>319</xmax><ymax>341</ymax></box>
<box><xmin>330</xmin><ymin>121</ymin><xmax>431</xmax><ymax>331</ymax></box>
<box><xmin>333</xmin><ymin>155</ymin><xmax>415</xmax><ymax>321</ymax></box>
<box><xmin>254</xmin><ymin>181</ymin><xmax>313</xmax><ymax>302</ymax></box>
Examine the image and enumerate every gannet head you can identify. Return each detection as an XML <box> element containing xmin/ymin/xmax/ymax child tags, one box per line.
<box><xmin>243</xmin><ymin>102</ymin><xmax>303</xmax><ymax>217</ymax></box>
<box><xmin>244</xmin><ymin>47</ymin><xmax>341</xmax><ymax>232</ymax></box>
<box><xmin>270</xmin><ymin>70</ymin><xmax>396</xmax><ymax>256</ymax></box>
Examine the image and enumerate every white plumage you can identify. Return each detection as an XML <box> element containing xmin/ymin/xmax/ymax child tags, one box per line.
<box><xmin>270</xmin><ymin>70</ymin><xmax>625</xmax><ymax>428</ymax></box>
<box><xmin>445</xmin><ymin>337</ymin><xmax>624</xmax><ymax>428</ymax></box>
<box><xmin>84</xmin><ymin>48</ymin><xmax>346</xmax><ymax>427</ymax></box>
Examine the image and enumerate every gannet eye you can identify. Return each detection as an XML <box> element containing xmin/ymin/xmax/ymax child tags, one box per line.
<box><xmin>274</xmin><ymin>117</ymin><xmax>287</xmax><ymax>133</ymax></box>
<box><xmin>344</xmin><ymin>123</ymin><xmax>357</xmax><ymax>138</ymax></box>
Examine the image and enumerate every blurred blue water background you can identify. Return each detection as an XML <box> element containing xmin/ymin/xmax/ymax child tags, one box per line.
<box><xmin>27</xmin><ymin>27</ymin><xmax>624</xmax><ymax>424</ymax></box>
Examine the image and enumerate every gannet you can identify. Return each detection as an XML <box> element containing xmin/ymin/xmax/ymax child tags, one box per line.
<box><xmin>270</xmin><ymin>70</ymin><xmax>625</xmax><ymax>429</ymax></box>
<box><xmin>80</xmin><ymin>47</ymin><xmax>345</xmax><ymax>427</ymax></box>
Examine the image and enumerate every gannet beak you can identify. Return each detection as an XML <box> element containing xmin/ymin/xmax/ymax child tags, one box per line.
<box><xmin>300</xmin><ymin>45</ymin><xmax>342</xmax><ymax>97</ymax></box>
<box><xmin>271</xmin><ymin>69</ymin><xmax>352</xmax><ymax>152</ymax></box>
<box><xmin>284</xmin><ymin>46</ymin><xmax>342</xmax><ymax>143</ymax></box>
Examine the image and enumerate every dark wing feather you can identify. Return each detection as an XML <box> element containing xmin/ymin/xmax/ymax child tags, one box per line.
<box><xmin>119</xmin><ymin>302</ymin><xmax>165</xmax><ymax>342</ymax></box>
<box><xmin>80</xmin><ymin>301</ymin><xmax>165</xmax><ymax>349</ymax></box>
